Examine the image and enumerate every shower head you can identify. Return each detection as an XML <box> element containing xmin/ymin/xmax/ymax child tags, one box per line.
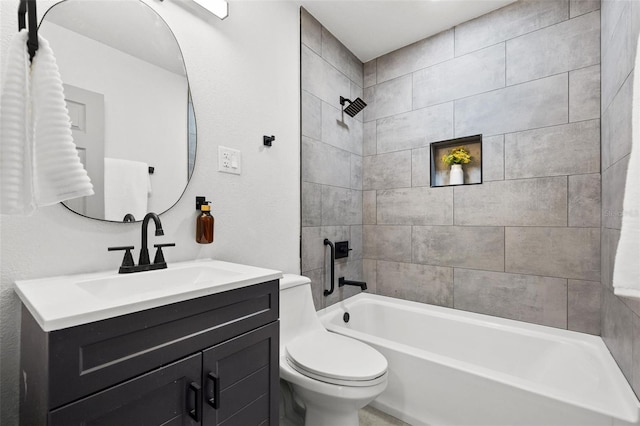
<box><xmin>340</xmin><ymin>96</ymin><xmax>367</xmax><ymax>118</ymax></box>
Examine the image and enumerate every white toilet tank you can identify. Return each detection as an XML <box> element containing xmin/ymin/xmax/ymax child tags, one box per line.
<box><xmin>279</xmin><ymin>274</ymin><xmax>324</xmax><ymax>351</ymax></box>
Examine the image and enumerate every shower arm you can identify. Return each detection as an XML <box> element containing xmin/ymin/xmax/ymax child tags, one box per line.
<box><xmin>324</xmin><ymin>239</ymin><xmax>335</xmax><ymax>296</ymax></box>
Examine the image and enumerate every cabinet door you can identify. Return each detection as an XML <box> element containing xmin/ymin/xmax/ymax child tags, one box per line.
<box><xmin>50</xmin><ymin>353</ymin><xmax>203</xmax><ymax>426</ymax></box>
<box><xmin>202</xmin><ymin>322</ymin><xmax>279</xmax><ymax>426</ymax></box>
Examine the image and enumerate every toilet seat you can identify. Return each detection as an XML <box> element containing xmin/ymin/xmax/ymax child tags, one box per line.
<box><xmin>285</xmin><ymin>331</ymin><xmax>387</xmax><ymax>387</ymax></box>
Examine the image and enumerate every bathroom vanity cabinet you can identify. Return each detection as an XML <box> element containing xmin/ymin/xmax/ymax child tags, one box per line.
<box><xmin>19</xmin><ymin>280</ymin><xmax>279</xmax><ymax>426</ymax></box>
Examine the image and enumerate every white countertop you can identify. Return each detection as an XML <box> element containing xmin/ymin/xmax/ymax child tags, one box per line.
<box><xmin>15</xmin><ymin>259</ymin><xmax>282</xmax><ymax>332</ymax></box>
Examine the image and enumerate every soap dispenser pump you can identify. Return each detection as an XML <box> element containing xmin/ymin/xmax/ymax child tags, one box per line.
<box><xmin>196</xmin><ymin>201</ymin><xmax>214</xmax><ymax>244</ymax></box>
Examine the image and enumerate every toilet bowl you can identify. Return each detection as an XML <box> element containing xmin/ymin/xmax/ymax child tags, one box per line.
<box><xmin>279</xmin><ymin>274</ymin><xmax>388</xmax><ymax>426</ymax></box>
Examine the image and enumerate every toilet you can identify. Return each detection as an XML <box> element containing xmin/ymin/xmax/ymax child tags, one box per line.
<box><xmin>279</xmin><ymin>274</ymin><xmax>388</xmax><ymax>426</ymax></box>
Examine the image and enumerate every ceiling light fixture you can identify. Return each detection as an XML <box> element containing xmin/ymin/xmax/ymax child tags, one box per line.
<box><xmin>192</xmin><ymin>0</ymin><xmax>228</xmax><ymax>20</ymax></box>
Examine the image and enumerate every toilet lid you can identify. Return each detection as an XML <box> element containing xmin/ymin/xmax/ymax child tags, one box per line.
<box><xmin>285</xmin><ymin>331</ymin><xmax>387</xmax><ymax>385</ymax></box>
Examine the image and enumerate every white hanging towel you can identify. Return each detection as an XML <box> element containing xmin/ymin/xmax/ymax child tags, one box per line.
<box><xmin>104</xmin><ymin>158</ymin><xmax>149</xmax><ymax>222</ymax></box>
<box><xmin>0</xmin><ymin>30</ymin><xmax>93</xmax><ymax>216</ymax></box>
<box><xmin>613</xmin><ymin>34</ymin><xmax>640</xmax><ymax>298</ymax></box>
<box><xmin>30</xmin><ymin>34</ymin><xmax>94</xmax><ymax>206</ymax></box>
<box><xmin>1</xmin><ymin>30</ymin><xmax>35</xmax><ymax>215</ymax></box>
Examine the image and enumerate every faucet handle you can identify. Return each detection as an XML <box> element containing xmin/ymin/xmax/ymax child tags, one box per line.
<box><xmin>108</xmin><ymin>246</ymin><xmax>135</xmax><ymax>272</ymax></box>
<box><xmin>153</xmin><ymin>243</ymin><xmax>175</xmax><ymax>265</ymax></box>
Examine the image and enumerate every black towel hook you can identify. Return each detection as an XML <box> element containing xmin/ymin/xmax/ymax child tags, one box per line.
<box><xmin>18</xmin><ymin>0</ymin><xmax>39</xmax><ymax>62</ymax></box>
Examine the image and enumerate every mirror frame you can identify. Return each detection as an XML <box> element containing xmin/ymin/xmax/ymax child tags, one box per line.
<box><xmin>40</xmin><ymin>0</ymin><xmax>197</xmax><ymax>223</ymax></box>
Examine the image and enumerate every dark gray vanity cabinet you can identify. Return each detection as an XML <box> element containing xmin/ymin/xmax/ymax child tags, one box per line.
<box><xmin>20</xmin><ymin>280</ymin><xmax>279</xmax><ymax>426</ymax></box>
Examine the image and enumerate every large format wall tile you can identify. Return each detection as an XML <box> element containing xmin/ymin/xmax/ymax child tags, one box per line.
<box><xmin>351</xmin><ymin>154</ymin><xmax>363</xmax><ymax>190</ymax></box>
<box><xmin>602</xmin><ymin>289</ymin><xmax>634</xmax><ymax>384</ymax></box>
<box><xmin>413</xmin><ymin>226</ymin><xmax>505</xmax><ymax>271</ymax></box>
<box><xmin>302</xmin><ymin>91</ymin><xmax>322</xmax><ymax>140</ymax></box>
<box><xmin>602</xmin><ymin>0</ymin><xmax>639</xmax><ymax>110</ymax></box>
<box><xmin>377</xmin><ymin>187</ymin><xmax>453</xmax><ymax>225</ymax></box>
<box><xmin>413</xmin><ymin>44</ymin><xmax>505</xmax><ymax>108</ymax></box>
<box><xmin>350</xmin><ymin>225</ymin><xmax>363</xmax><ymax>260</ymax></box>
<box><xmin>454</xmin><ymin>0</ymin><xmax>569</xmax><ymax>56</ymax></box>
<box><xmin>376</xmin><ymin>103</ymin><xmax>453</xmax><ymax>154</ymax></box>
<box><xmin>505</xmin><ymin>227</ymin><xmax>600</xmax><ymax>280</ymax></box>
<box><xmin>602</xmin><ymin>73</ymin><xmax>633</xmax><ymax>170</ymax></box>
<box><xmin>506</xmin><ymin>11</ymin><xmax>600</xmax><ymax>85</ymax></box>
<box><xmin>454</xmin><ymin>177</ymin><xmax>567</xmax><ymax>226</ymax></box>
<box><xmin>302</xmin><ymin>136</ymin><xmax>351</xmax><ymax>188</ymax></box>
<box><xmin>302</xmin><ymin>182</ymin><xmax>322</xmax><ymax>227</ymax></box>
<box><xmin>568</xmin><ymin>279</ymin><xmax>601</xmax><ymax>335</ymax></box>
<box><xmin>301</xmin><ymin>8</ymin><xmax>321</xmax><ymax>54</ymax></box>
<box><xmin>412</xmin><ymin>147</ymin><xmax>431</xmax><ymax>187</ymax></box>
<box><xmin>363</xmin><ymin>190</ymin><xmax>376</xmax><ymax>224</ymax></box>
<box><xmin>321</xmin><ymin>27</ymin><xmax>363</xmax><ymax>87</ymax></box>
<box><xmin>376</xmin><ymin>29</ymin><xmax>454</xmax><ymax>84</ymax></box>
<box><xmin>482</xmin><ymin>135</ymin><xmax>505</xmax><ymax>181</ymax></box>
<box><xmin>569</xmin><ymin>65</ymin><xmax>601</xmax><ymax>123</ymax></box>
<box><xmin>455</xmin><ymin>74</ymin><xmax>568</xmax><ymax>137</ymax></box>
<box><xmin>377</xmin><ymin>261</ymin><xmax>454</xmax><ymax>307</ymax></box>
<box><xmin>363</xmin><ymin>225</ymin><xmax>412</xmax><ymax>262</ymax></box>
<box><xmin>363</xmin><ymin>259</ymin><xmax>377</xmax><ymax>293</ymax></box>
<box><xmin>602</xmin><ymin>155</ymin><xmax>630</xmax><ymax>230</ymax></box>
<box><xmin>504</xmin><ymin>120</ymin><xmax>600</xmax><ymax>179</ymax></box>
<box><xmin>363</xmin><ymin>151</ymin><xmax>411</xmax><ymax>190</ymax></box>
<box><xmin>568</xmin><ymin>173</ymin><xmax>601</xmax><ymax>228</ymax></box>
<box><xmin>321</xmin><ymin>186</ymin><xmax>362</xmax><ymax>226</ymax></box>
<box><xmin>363</xmin><ymin>75</ymin><xmax>412</xmax><ymax>122</ymax></box>
<box><xmin>454</xmin><ymin>269</ymin><xmax>567</xmax><ymax>328</ymax></box>
<box><xmin>364</xmin><ymin>60</ymin><xmax>376</xmax><ymax>88</ymax></box>
<box><xmin>570</xmin><ymin>0</ymin><xmax>600</xmax><ymax>18</ymax></box>
<box><xmin>322</xmin><ymin>102</ymin><xmax>363</xmax><ymax>155</ymax></box>
<box><xmin>302</xmin><ymin>45</ymin><xmax>350</xmax><ymax>106</ymax></box>
<box><xmin>363</xmin><ymin>121</ymin><xmax>376</xmax><ymax>156</ymax></box>
<box><xmin>601</xmin><ymin>0</ymin><xmax>627</xmax><ymax>46</ymax></box>
<box><xmin>601</xmin><ymin>227</ymin><xmax>620</xmax><ymax>290</ymax></box>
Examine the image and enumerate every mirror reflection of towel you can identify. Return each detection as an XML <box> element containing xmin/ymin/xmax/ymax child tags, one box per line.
<box><xmin>104</xmin><ymin>158</ymin><xmax>150</xmax><ymax>221</ymax></box>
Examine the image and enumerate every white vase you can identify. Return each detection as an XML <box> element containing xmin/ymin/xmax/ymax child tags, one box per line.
<box><xmin>450</xmin><ymin>164</ymin><xmax>464</xmax><ymax>185</ymax></box>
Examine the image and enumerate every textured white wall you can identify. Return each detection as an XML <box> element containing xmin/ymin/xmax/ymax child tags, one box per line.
<box><xmin>0</xmin><ymin>1</ymin><xmax>300</xmax><ymax>424</ymax></box>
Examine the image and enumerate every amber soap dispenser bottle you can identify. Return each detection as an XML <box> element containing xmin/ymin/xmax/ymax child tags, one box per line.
<box><xmin>196</xmin><ymin>201</ymin><xmax>214</xmax><ymax>244</ymax></box>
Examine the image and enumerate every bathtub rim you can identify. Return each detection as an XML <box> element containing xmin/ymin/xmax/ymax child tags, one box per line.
<box><xmin>318</xmin><ymin>293</ymin><xmax>640</xmax><ymax>424</ymax></box>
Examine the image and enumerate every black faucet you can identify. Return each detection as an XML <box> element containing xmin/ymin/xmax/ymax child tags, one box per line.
<box><xmin>139</xmin><ymin>212</ymin><xmax>164</xmax><ymax>266</ymax></box>
<box><xmin>108</xmin><ymin>212</ymin><xmax>175</xmax><ymax>274</ymax></box>
<box><xmin>339</xmin><ymin>277</ymin><xmax>367</xmax><ymax>291</ymax></box>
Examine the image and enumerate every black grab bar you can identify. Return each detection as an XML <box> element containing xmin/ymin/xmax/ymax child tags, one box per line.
<box><xmin>323</xmin><ymin>239</ymin><xmax>335</xmax><ymax>296</ymax></box>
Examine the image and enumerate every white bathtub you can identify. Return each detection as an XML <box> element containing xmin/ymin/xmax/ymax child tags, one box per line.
<box><xmin>319</xmin><ymin>294</ymin><xmax>640</xmax><ymax>426</ymax></box>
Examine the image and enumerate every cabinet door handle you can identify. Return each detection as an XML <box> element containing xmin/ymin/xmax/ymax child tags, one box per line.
<box><xmin>207</xmin><ymin>372</ymin><xmax>220</xmax><ymax>409</ymax></box>
<box><xmin>188</xmin><ymin>381</ymin><xmax>202</xmax><ymax>422</ymax></box>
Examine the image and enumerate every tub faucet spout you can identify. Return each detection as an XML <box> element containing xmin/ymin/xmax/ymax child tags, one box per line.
<box><xmin>338</xmin><ymin>277</ymin><xmax>367</xmax><ymax>291</ymax></box>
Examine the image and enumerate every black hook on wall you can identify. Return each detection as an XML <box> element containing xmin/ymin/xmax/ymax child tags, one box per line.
<box><xmin>263</xmin><ymin>135</ymin><xmax>275</xmax><ymax>147</ymax></box>
<box><xmin>18</xmin><ymin>0</ymin><xmax>39</xmax><ymax>62</ymax></box>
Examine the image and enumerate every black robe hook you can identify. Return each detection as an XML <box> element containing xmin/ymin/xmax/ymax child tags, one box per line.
<box><xmin>18</xmin><ymin>0</ymin><xmax>39</xmax><ymax>62</ymax></box>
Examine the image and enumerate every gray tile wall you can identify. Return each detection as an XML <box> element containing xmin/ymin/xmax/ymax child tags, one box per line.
<box><xmin>600</xmin><ymin>0</ymin><xmax>640</xmax><ymax>397</ymax></box>
<box><xmin>301</xmin><ymin>9</ymin><xmax>364</xmax><ymax>310</ymax></box>
<box><xmin>362</xmin><ymin>0</ymin><xmax>602</xmax><ymax>335</ymax></box>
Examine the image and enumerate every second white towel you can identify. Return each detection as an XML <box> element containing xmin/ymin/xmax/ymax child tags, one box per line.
<box><xmin>104</xmin><ymin>158</ymin><xmax>150</xmax><ymax>222</ymax></box>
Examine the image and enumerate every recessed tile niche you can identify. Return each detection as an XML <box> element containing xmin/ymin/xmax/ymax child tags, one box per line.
<box><xmin>430</xmin><ymin>135</ymin><xmax>483</xmax><ymax>187</ymax></box>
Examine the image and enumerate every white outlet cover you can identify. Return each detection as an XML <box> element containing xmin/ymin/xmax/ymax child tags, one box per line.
<box><xmin>218</xmin><ymin>146</ymin><xmax>241</xmax><ymax>175</ymax></box>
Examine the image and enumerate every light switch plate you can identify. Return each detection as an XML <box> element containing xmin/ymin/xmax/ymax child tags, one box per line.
<box><xmin>218</xmin><ymin>146</ymin><xmax>241</xmax><ymax>175</ymax></box>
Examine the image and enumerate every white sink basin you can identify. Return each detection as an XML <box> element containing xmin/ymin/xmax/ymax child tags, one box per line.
<box><xmin>15</xmin><ymin>259</ymin><xmax>282</xmax><ymax>332</ymax></box>
<box><xmin>76</xmin><ymin>263</ymin><xmax>243</xmax><ymax>301</ymax></box>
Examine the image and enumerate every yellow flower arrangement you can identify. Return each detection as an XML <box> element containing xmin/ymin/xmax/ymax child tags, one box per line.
<box><xmin>441</xmin><ymin>146</ymin><xmax>472</xmax><ymax>166</ymax></box>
